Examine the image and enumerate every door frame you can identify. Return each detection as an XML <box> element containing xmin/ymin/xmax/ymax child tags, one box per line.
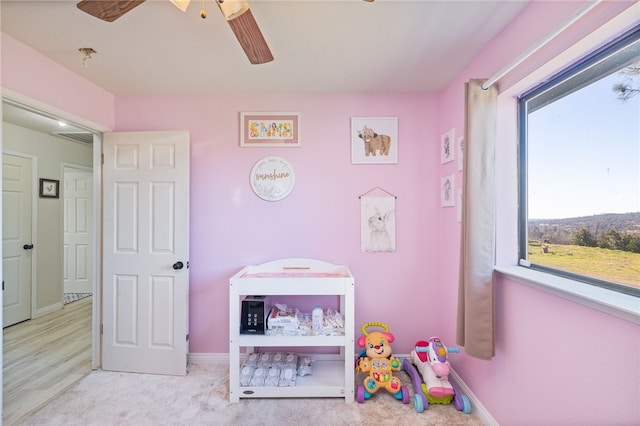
<box><xmin>2</xmin><ymin>90</ymin><xmax>110</xmax><ymax>370</ymax></box>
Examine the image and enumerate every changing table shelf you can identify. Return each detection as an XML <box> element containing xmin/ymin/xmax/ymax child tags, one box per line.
<box><xmin>234</xmin><ymin>334</ymin><xmax>347</xmax><ymax>347</ymax></box>
<box><xmin>229</xmin><ymin>258</ymin><xmax>355</xmax><ymax>403</ymax></box>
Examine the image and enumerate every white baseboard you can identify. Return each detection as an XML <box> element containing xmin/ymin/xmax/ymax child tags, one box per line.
<box><xmin>188</xmin><ymin>352</ymin><xmax>229</xmax><ymax>364</ymax></box>
<box><xmin>33</xmin><ymin>302</ymin><xmax>63</xmax><ymax>319</ymax></box>
<box><xmin>395</xmin><ymin>353</ymin><xmax>497</xmax><ymax>425</ymax></box>
<box><xmin>188</xmin><ymin>351</ymin><xmax>497</xmax><ymax>425</ymax></box>
<box><xmin>449</xmin><ymin>367</ymin><xmax>498</xmax><ymax>426</ymax></box>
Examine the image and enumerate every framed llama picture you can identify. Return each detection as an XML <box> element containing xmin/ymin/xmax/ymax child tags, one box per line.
<box><xmin>351</xmin><ymin>117</ymin><xmax>398</xmax><ymax>164</ymax></box>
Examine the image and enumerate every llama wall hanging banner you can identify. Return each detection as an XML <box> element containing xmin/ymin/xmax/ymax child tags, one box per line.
<box><xmin>351</xmin><ymin>117</ymin><xmax>398</xmax><ymax>164</ymax></box>
<box><xmin>360</xmin><ymin>193</ymin><xmax>396</xmax><ymax>253</ymax></box>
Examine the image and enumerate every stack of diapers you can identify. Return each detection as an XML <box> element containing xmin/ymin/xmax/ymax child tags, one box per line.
<box><xmin>239</xmin><ymin>352</ymin><xmax>313</xmax><ymax>387</ymax></box>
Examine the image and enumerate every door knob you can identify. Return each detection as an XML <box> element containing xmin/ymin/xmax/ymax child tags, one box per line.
<box><xmin>23</xmin><ymin>244</ymin><xmax>34</xmax><ymax>250</ymax></box>
<box><xmin>172</xmin><ymin>261</ymin><xmax>184</xmax><ymax>270</ymax></box>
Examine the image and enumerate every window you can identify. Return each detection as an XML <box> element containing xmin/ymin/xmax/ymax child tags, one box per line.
<box><xmin>518</xmin><ymin>26</ymin><xmax>640</xmax><ymax>297</ymax></box>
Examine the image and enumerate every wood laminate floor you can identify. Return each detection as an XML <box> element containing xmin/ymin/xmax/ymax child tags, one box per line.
<box><xmin>3</xmin><ymin>296</ymin><xmax>92</xmax><ymax>425</ymax></box>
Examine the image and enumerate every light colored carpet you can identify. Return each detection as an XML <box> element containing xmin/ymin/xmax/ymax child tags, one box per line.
<box><xmin>16</xmin><ymin>363</ymin><xmax>485</xmax><ymax>425</ymax></box>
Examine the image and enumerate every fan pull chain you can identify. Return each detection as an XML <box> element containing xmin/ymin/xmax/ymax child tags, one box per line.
<box><xmin>200</xmin><ymin>0</ymin><xmax>207</xmax><ymax>18</ymax></box>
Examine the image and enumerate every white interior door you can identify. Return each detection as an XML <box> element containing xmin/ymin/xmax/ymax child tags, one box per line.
<box><xmin>63</xmin><ymin>167</ymin><xmax>93</xmax><ymax>294</ymax></box>
<box><xmin>102</xmin><ymin>131</ymin><xmax>189</xmax><ymax>376</ymax></box>
<box><xmin>3</xmin><ymin>154</ymin><xmax>33</xmax><ymax>327</ymax></box>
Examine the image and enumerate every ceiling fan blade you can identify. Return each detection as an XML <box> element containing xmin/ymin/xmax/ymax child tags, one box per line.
<box><xmin>226</xmin><ymin>9</ymin><xmax>274</xmax><ymax>65</ymax></box>
<box><xmin>76</xmin><ymin>0</ymin><xmax>145</xmax><ymax>22</ymax></box>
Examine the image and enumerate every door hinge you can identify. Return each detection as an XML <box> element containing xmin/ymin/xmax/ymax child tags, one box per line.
<box><xmin>101</xmin><ymin>324</ymin><xmax>104</xmax><ymax>335</ymax></box>
<box><xmin>101</xmin><ymin>153</ymin><xmax>104</xmax><ymax>164</ymax></box>
<box><xmin>2</xmin><ymin>281</ymin><xmax>4</xmax><ymax>291</ymax></box>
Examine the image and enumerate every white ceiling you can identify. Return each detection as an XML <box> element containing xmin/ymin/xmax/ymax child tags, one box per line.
<box><xmin>1</xmin><ymin>0</ymin><xmax>528</xmax><ymax>138</ymax></box>
<box><xmin>1</xmin><ymin>0</ymin><xmax>529</xmax><ymax>96</ymax></box>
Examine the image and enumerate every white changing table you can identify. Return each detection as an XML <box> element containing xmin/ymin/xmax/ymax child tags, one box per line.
<box><xmin>229</xmin><ymin>258</ymin><xmax>355</xmax><ymax>402</ymax></box>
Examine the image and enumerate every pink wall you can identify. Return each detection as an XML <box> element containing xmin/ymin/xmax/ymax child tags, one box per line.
<box><xmin>435</xmin><ymin>1</ymin><xmax>640</xmax><ymax>424</ymax></box>
<box><xmin>113</xmin><ymin>93</ymin><xmax>439</xmax><ymax>355</ymax></box>
<box><xmin>1</xmin><ymin>34</ymin><xmax>114</xmax><ymax>129</ymax></box>
<box><xmin>2</xmin><ymin>1</ymin><xmax>639</xmax><ymax>423</ymax></box>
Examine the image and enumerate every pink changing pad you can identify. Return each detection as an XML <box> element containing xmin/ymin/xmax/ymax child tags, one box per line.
<box><xmin>242</xmin><ymin>272</ymin><xmax>347</xmax><ymax>278</ymax></box>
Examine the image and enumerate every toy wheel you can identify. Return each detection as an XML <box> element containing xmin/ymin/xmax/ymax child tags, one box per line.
<box><xmin>356</xmin><ymin>385</ymin><xmax>365</xmax><ymax>403</ymax></box>
<box><xmin>413</xmin><ymin>393</ymin><xmax>424</xmax><ymax>413</ymax></box>
<box><xmin>401</xmin><ymin>385</ymin><xmax>410</xmax><ymax>404</ymax></box>
<box><xmin>461</xmin><ymin>395</ymin><xmax>471</xmax><ymax>414</ymax></box>
<box><xmin>420</xmin><ymin>393</ymin><xmax>428</xmax><ymax>409</ymax></box>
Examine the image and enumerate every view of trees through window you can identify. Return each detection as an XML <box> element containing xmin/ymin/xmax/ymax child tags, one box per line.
<box><xmin>521</xmin><ymin>29</ymin><xmax>640</xmax><ymax>293</ymax></box>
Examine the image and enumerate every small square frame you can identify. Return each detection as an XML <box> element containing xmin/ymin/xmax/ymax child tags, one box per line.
<box><xmin>240</xmin><ymin>112</ymin><xmax>301</xmax><ymax>147</ymax></box>
<box><xmin>457</xmin><ymin>136</ymin><xmax>464</xmax><ymax>171</ymax></box>
<box><xmin>441</xmin><ymin>174</ymin><xmax>455</xmax><ymax>207</ymax></box>
<box><xmin>441</xmin><ymin>128</ymin><xmax>455</xmax><ymax>164</ymax></box>
<box><xmin>39</xmin><ymin>178</ymin><xmax>59</xmax><ymax>198</ymax></box>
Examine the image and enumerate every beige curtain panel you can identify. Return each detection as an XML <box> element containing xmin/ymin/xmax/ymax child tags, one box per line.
<box><xmin>457</xmin><ymin>78</ymin><xmax>497</xmax><ymax>360</ymax></box>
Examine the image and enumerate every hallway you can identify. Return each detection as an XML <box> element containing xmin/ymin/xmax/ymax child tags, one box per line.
<box><xmin>3</xmin><ymin>296</ymin><xmax>92</xmax><ymax>424</ymax></box>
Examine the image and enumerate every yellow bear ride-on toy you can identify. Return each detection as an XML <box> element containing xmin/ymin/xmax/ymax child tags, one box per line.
<box><xmin>355</xmin><ymin>322</ymin><xmax>409</xmax><ymax>404</ymax></box>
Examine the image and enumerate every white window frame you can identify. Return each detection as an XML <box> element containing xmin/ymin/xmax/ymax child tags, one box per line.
<box><xmin>493</xmin><ymin>10</ymin><xmax>640</xmax><ymax>325</ymax></box>
<box><xmin>518</xmin><ymin>27</ymin><xmax>640</xmax><ymax>296</ymax></box>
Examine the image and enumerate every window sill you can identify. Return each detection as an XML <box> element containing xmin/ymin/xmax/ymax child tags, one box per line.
<box><xmin>494</xmin><ymin>265</ymin><xmax>640</xmax><ymax>325</ymax></box>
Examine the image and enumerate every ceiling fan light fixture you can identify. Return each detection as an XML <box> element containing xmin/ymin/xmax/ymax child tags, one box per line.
<box><xmin>218</xmin><ymin>0</ymin><xmax>249</xmax><ymax>21</ymax></box>
<box><xmin>170</xmin><ymin>0</ymin><xmax>191</xmax><ymax>12</ymax></box>
<box><xmin>78</xmin><ymin>47</ymin><xmax>97</xmax><ymax>67</ymax></box>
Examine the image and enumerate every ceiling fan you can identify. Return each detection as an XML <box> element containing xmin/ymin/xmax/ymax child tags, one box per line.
<box><xmin>76</xmin><ymin>0</ymin><xmax>274</xmax><ymax>65</ymax></box>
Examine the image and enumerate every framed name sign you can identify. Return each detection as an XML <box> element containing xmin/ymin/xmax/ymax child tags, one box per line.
<box><xmin>241</xmin><ymin>112</ymin><xmax>301</xmax><ymax>147</ymax></box>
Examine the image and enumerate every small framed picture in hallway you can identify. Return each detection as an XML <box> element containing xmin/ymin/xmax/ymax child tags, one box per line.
<box><xmin>39</xmin><ymin>178</ymin><xmax>59</xmax><ymax>198</ymax></box>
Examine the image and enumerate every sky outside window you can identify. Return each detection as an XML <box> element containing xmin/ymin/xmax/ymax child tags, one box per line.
<box><xmin>527</xmin><ymin>70</ymin><xmax>640</xmax><ymax>220</ymax></box>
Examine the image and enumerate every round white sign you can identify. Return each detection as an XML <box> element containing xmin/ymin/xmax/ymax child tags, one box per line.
<box><xmin>250</xmin><ymin>156</ymin><xmax>295</xmax><ymax>201</ymax></box>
